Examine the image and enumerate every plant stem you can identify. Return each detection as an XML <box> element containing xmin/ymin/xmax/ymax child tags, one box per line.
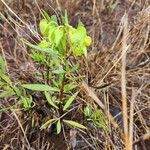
<box><xmin>59</xmin><ymin>72</ymin><xmax>66</xmax><ymax>115</ymax></box>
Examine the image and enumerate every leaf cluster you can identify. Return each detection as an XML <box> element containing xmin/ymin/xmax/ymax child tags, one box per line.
<box><xmin>0</xmin><ymin>55</ymin><xmax>33</xmax><ymax>111</ymax></box>
<box><xmin>84</xmin><ymin>105</ymin><xmax>108</xmax><ymax>130</ymax></box>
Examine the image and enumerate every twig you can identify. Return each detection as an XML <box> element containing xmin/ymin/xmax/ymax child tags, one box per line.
<box><xmin>129</xmin><ymin>89</ymin><xmax>136</xmax><ymax>149</ymax></box>
<box><xmin>56</xmin><ymin>0</ymin><xmax>62</xmax><ymax>13</ymax></box>
<box><xmin>121</xmin><ymin>13</ymin><xmax>130</xmax><ymax>150</ymax></box>
<box><xmin>59</xmin><ymin>73</ymin><xmax>66</xmax><ymax>115</ymax></box>
<box><xmin>11</xmin><ymin>110</ymin><xmax>31</xmax><ymax>149</ymax></box>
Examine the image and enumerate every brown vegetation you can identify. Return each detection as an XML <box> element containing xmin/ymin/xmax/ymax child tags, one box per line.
<box><xmin>0</xmin><ymin>0</ymin><xmax>150</xmax><ymax>150</ymax></box>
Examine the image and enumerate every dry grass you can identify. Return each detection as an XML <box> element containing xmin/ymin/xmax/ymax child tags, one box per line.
<box><xmin>121</xmin><ymin>13</ymin><xmax>129</xmax><ymax>150</ymax></box>
<box><xmin>0</xmin><ymin>0</ymin><xmax>150</xmax><ymax>149</ymax></box>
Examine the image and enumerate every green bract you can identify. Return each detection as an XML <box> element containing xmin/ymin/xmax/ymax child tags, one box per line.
<box><xmin>39</xmin><ymin>19</ymin><xmax>50</xmax><ymax>36</ymax></box>
<box><xmin>84</xmin><ymin>36</ymin><xmax>92</xmax><ymax>46</ymax></box>
<box><xmin>68</xmin><ymin>25</ymin><xmax>90</xmax><ymax>56</ymax></box>
<box><xmin>38</xmin><ymin>14</ymin><xmax>91</xmax><ymax>57</ymax></box>
<box><xmin>69</xmin><ymin>26</ymin><xmax>86</xmax><ymax>44</ymax></box>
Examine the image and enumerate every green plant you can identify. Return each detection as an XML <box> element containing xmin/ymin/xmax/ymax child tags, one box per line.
<box><xmin>0</xmin><ymin>55</ymin><xmax>33</xmax><ymax>111</ymax></box>
<box><xmin>84</xmin><ymin>105</ymin><xmax>108</xmax><ymax>130</ymax></box>
<box><xmin>22</xmin><ymin>11</ymin><xmax>91</xmax><ymax>133</ymax></box>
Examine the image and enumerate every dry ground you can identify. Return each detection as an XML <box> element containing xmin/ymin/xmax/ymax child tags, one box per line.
<box><xmin>0</xmin><ymin>0</ymin><xmax>150</xmax><ymax>150</ymax></box>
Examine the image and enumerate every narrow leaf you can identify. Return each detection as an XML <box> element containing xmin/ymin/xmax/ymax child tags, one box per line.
<box><xmin>22</xmin><ymin>84</ymin><xmax>60</xmax><ymax>92</ymax></box>
<box><xmin>64</xmin><ymin>10</ymin><xmax>69</xmax><ymax>24</ymax></box>
<box><xmin>52</xmin><ymin>67</ymin><xmax>65</xmax><ymax>74</ymax></box>
<box><xmin>0</xmin><ymin>74</ymin><xmax>12</xmax><ymax>85</ymax></box>
<box><xmin>32</xmin><ymin>117</ymin><xmax>35</xmax><ymax>127</ymax></box>
<box><xmin>51</xmin><ymin>15</ymin><xmax>58</xmax><ymax>24</ymax></box>
<box><xmin>40</xmin><ymin>119</ymin><xmax>56</xmax><ymax>129</ymax></box>
<box><xmin>64</xmin><ymin>83</ymin><xmax>77</xmax><ymax>93</ymax></box>
<box><xmin>24</xmin><ymin>41</ymin><xmax>59</xmax><ymax>56</ymax></box>
<box><xmin>0</xmin><ymin>55</ymin><xmax>6</xmax><ymax>74</ymax></box>
<box><xmin>84</xmin><ymin>106</ymin><xmax>92</xmax><ymax>117</ymax></box>
<box><xmin>45</xmin><ymin>91</ymin><xmax>58</xmax><ymax>109</ymax></box>
<box><xmin>56</xmin><ymin>120</ymin><xmax>61</xmax><ymax>134</ymax></box>
<box><xmin>63</xmin><ymin>120</ymin><xmax>87</xmax><ymax>129</ymax></box>
<box><xmin>42</xmin><ymin>10</ymin><xmax>51</xmax><ymax>21</ymax></box>
<box><xmin>63</xmin><ymin>91</ymin><xmax>79</xmax><ymax>111</ymax></box>
<box><xmin>0</xmin><ymin>90</ymin><xmax>14</xmax><ymax>98</ymax></box>
<box><xmin>66</xmin><ymin>63</ymin><xmax>79</xmax><ymax>74</ymax></box>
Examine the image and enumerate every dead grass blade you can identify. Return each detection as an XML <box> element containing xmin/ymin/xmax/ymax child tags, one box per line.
<box><xmin>129</xmin><ymin>89</ymin><xmax>136</xmax><ymax>149</ymax></box>
<box><xmin>121</xmin><ymin>13</ymin><xmax>130</xmax><ymax>150</ymax></box>
<box><xmin>11</xmin><ymin>109</ymin><xmax>31</xmax><ymax>149</ymax></box>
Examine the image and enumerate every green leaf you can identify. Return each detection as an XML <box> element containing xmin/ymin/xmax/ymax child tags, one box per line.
<box><xmin>59</xmin><ymin>35</ymin><xmax>67</xmax><ymax>51</ymax></box>
<box><xmin>63</xmin><ymin>91</ymin><xmax>79</xmax><ymax>111</ymax></box>
<box><xmin>45</xmin><ymin>91</ymin><xmax>58</xmax><ymax>109</ymax></box>
<box><xmin>68</xmin><ymin>25</ymin><xmax>76</xmax><ymax>34</ymax></box>
<box><xmin>48</xmin><ymin>26</ymin><xmax>57</xmax><ymax>43</ymax></box>
<box><xmin>84</xmin><ymin>106</ymin><xmax>92</xmax><ymax>117</ymax></box>
<box><xmin>0</xmin><ymin>90</ymin><xmax>14</xmax><ymax>98</ymax></box>
<box><xmin>56</xmin><ymin>120</ymin><xmax>62</xmax><ymax>134</ymax></box>
<box><xmin>70</xmin><ymin>26</ymin><xmax>86</xmax><ymax>44</ymax></box>
<box><xmin>82</xmin><ymin>46</ymin><xmax>87</xmax><ymax>57</ymax></box>
<box><xmin>51</xmin><ymin>15</ymin><xmax>58</xmax><ymax>25</ymax></box>
<box><xmin>13</xmin><ymin>87</ymin><xmax>22</xmax><ymax>97</ymax></box>
<box><xmin>40</xmin><ymin>119</ymin><xmax>56</xmax><ymax>129</ymax></box>
<box><xmin>54</xmin><ymin>27</ymin><xmax>64</xmax><ymax>46</ymax></box>
<box><xmin>24</xmin><ymin>41</ymin><xmax>57</xmax><ymax>54</ymax></box>
<box><xmin>22</xmin><ymin>84</ymin><xmax>60</xmax><ymax>92</ymax></box>
<box><xmin>52</xmin><ymin>79</ymin><xmax>59</xmax><ymax>88</ymax></box>
<box><xmin>78</xmin><ymin>20</ymin><xmax>84</xmax><ymax>27</ymax></box>
<box><xmin>84</xmin><ymin>36</ymin><xmax>92</xmax><ymax>46</ymax></box>
<box><xmin>66</xmin><ymin>63</ymin><xmax>79</xmax><ymax>75</ymax></box>
<box><xmin>64</xmin><ymin>83</ymin><xmax>77</xmax><ymax>93</ymax></box>
<box><xmin>64</xmin><ymin>10</ymin><xmax>69</xmax><ymax>25</ymax></box>
<box><xmin>85</xmin><ymin>107</ymin><xmax>108</xmax><ymax>130</ymax></box>
<box><xmin>31</xmin><ymin>40</ymin><xmax>48</xmax><ymax>63</ymax></box>
<box><xmin>20</xmin><ymin>96</ymin><xmax>33</xmax><ymax>110</ymax></box>
<box><xmin>74</xmin><ymin>47</ymin><xmax>81</xmax><ymax>56</ymax></box>
<box><xmin>38</xmin><ymin>40</ymin><xmax>49</xmax><ymax>48</ymax></box>
<box><xmin>0</xmin><ymin>89</ymin><xmax>14</xmax><ymax>98</ymax></box>
<box><xmin>63</xmin><ymin>119</ymin><xmax>87</xmax><ymax>129</ymax></box>
<box><xmin>0</xmin><ymin>81</ymin><xmax>5</xmax><ymax>87</ymax></box>
<box><xmin>73</xmin><ymin>45</ymin><xmax>87</xmax><ymax>57</ymax></box>
<box><xmin>53</xmin><ymin>57</ymin><xmax>61</xmax><ymax>67</ymax></box>
<box><xmin>32</xmin><ymin>117</ymin><xmax>35</xmax><ymax>127</ymax></box>
<box><xmin>52</xmin><ymin>66</ymin><xmax>65</xmax><ymax>74</ymax></box>
<box><xmin>39</xmin><ymin>19</ymin><xmax>50</xmax><ymax>36</ymax></box>
<box><xmin>50</xmin><ymin>21</ymin><xmax>58</xmax><ymax>26</ymax></box>
<box><xmin>42</xmin><ymin>10</ymin><xmax>51</xmax><ymax>21</ymax></box>
<box><xmin>31</xmin><ymin>50</ymin><xmax>45</xmax><ymax>63</ymax></box>
<box><xmin>0</xmin><ymin>74</ymin><xmax>12</xmax><ymax>85</ymax></box>
<box><xmin>73</xmin><ymin>46</ymin><xmax>83</xmax><ymax>57</ymax></box>
<box><xmin>0</xmin><ymin>55</ymin><xmax>7</xmax><ymax>74</ymax></box>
